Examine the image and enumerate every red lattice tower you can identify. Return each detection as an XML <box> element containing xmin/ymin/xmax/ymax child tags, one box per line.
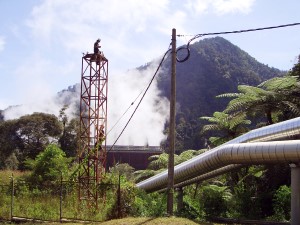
<box><xmin>78</xmin><ymin>52</ymin><xmax>108</xmax><ymax>208</ymax></box>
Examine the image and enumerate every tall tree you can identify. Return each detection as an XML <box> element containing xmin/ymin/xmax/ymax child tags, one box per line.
<box><xmin>259</xmin><ymin>75</ymin><xmax>300</xmax><ymax>119</ymax></box>
<box><xmin>0</xmin><ymin>119</ymin><xmax>20</xmax><ymax>169</ymax></box>
<box><xmin>218</xmin><ymin>84</ymin><xmax>284</xmax><ymax>125</ymax></box>
<box><xmin>58</xmin><ymin>118</ymin><xmax>79</xmax><ymax>157</ymax></box>
<box><xmin>15</xmin><ymin>113</ymin><xmax>62</xmax><ymax>162</ymax></box>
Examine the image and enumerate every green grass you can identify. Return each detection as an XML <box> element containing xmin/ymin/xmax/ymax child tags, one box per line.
<box><xmin>0</xmin><ymin>170</ymin><xmax>30</xmax><ymax>184</ymax></box>
<box><xmin>0</xmin><ymin>171</ymin><xmax>214</xmax><ymax>224</ymax></box>
<box><xmin>96</xmin><ymin>217</ymin><xmax>212</xmax><ymax>224</ymax></box>
<box><xmin>7</xmin><ymin>217</ymin><xmax>215</xmax><ymax>225</ymax></box>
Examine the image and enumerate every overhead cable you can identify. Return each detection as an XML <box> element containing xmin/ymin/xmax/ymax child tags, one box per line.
<box><xmin>176</xmin><ymin>22</ymin><xmax>300</xmax><ymax>63</ymax></box>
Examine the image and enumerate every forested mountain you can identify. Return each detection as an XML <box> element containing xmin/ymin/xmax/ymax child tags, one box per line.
<box><xmin>154</xmin><ymin>37</ymin><xmax>285</xmax><ymax>151</ymax></box>
<box><xmin>0</xmin><ymin>37</ymin><xmax>286</xmax><ymax>155</ymax></box>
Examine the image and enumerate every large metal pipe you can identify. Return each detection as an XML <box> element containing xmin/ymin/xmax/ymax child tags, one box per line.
<box><xmin>136</xmin><ymin>117</ymin><xmax>300</xmax><ymax>192</ymax></box>
<box><xmin>137</xmin><ymin>140</ymin><xmax>300</xmax><ymax>192</ymax></box>
<box><xmin>174</xmin><ymin>164</ymin><xmax>243</xmax><ymax>189</ymax></box>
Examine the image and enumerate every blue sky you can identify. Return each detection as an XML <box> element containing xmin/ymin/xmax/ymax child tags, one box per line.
<box><xmin>0</xmin><ymin>0</ymin><xmax>300</xmax><ymax>110</ymax></box>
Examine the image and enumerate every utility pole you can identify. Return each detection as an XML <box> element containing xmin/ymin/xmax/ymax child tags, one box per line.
<box><xmin>167</xmin><ymin>28</ymin><xmax>176</xmax><ymax>216</ymax></box>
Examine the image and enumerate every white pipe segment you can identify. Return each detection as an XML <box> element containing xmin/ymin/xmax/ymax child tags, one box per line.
<box><xmin>174</xmin><ymin>164</ymin><xmax>243</xmax><ymax>189</ymax></box>
<box><xmin>136</xmin><ymin>117</ymin><xmax>300</xmax><ymax>192</ymax></box>
<box><xmin>137</xmin><ymin>140</ymin><xmax>300</xmax><ymax>192</ymax></box>
<box><xmin>223</xmin><ymin>116</ymin><xmax>300</xmax><ymax>144</ymax></box>
<box><xmin>157</xmin><ymin>164</ymin><xmax>243</xmax><ymax>193</ymax></box>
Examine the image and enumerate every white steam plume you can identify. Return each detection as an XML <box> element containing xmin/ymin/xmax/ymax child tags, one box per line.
<box><xmin>107</xmin><ymin>61</ymin><xmax>169</xmax><ymax>146</ymax></box>
<box><xmin>3</xmin><ymin>85</ymin><xmax>79</xmax><ymax>121</ymax></box>
<box><xmin>3</xmin><ymin>62</ymin><xmax>169</xmax><ymax>147</ymax></box>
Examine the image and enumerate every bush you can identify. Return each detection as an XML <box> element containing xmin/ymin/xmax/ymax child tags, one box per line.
<box><xmin>270</xmin><ymin>185</ymin><xmax>290</xmax><ymax>221</ymax></box>
<box><xmin>25</xmin><ymin>144</ymin><xmax>73</xmax><ymax>186</ymax></box>
<box><xmin>133</xmin><ymin>190</ymin><xmax>167</xmax><ymax>217</ymax></box>
<box><xmin>201</xmin><ymin>184</ymin><xmax>232</xmax><ymax>218</ymax></box>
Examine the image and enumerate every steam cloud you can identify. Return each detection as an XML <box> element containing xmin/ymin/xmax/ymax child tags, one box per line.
<box><xmin>107</xmin><ymin>62</ymin><xmax>169</xmax><ymax>146</ymax></box>
<box><xmin>3</xmin><ymin>61</ymin><xmax>169</xmax><ymax>146</ymax></box>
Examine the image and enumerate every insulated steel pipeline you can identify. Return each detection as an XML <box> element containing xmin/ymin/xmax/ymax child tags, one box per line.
<box><xmin>136</xmin><ymin>117</ymin><xmax>300</xmax><ymax>192</ymax></box>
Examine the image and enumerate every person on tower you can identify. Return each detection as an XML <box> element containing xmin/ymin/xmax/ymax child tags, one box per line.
<box><xmin>94</xmin><ymin>39</ymin><xmax>101</xmax><ymax>54</ymax></box>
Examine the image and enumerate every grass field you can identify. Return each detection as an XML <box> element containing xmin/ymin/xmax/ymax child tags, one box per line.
<box><xmin>6</xmin><ymin>217</ymin><xmax>214</xmax><ymax>225</ymax></box>
<box><xmin>96</xmin><ymin>217</ymin><xmax>213</xmax><ymax>224</ymax></box>
<box><xmin>0</xmin><ymin>170</ymin><xmax>30</xmax><ymax>184</ymax></box>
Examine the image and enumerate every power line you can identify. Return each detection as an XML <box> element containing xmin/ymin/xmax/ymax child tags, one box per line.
<box><xmin>176</xmin><ymin>22</ymin><xmax>300</xmax><ymax>63</ymax></box>
<box><xmin>107</xmin><ymin>22</ymin><xmax>300</xmax><ymax>150</ymax></box>
<box><xmin>178</xmin><ymin>22</ymin><xmax>300</xmax><ymax>38</ymax></box>
<box><xmin>107</xmin><ymin>46</ymin><xmax>172</xmax><ymax>152</ymax></box>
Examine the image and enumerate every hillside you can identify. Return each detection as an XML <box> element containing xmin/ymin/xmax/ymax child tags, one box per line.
<box><xmin>155</xmin><ymin>37</ymin><xmax>285</xmax><ymax>151</ymax></box>
<box><xmin>1</xmin><ymin>37</ymin><xmax>285</xmax><ymax>150</ymax></box>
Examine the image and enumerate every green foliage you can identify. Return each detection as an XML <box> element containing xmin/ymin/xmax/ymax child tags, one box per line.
<box><xmin>290</xmin><ymin>55</ymin><xmax>300</xmax><ymax>78</ymax></box>
<box><xmin>176</xmin><ymin>150</ymin><xmax>201</xmax><ymax>164</ymax></box>
<box><xmin>107</xmin><ymin>178</ymin><xmax>137</xmax><ymax>219</ymax></box>
<box><xmin>109</xmin><ymin>163</ymin><xmax>135</xmax><ymax>181</ymax></box>
<box><xmin>158</xmin><ymin>37</ymin><xmax>283</xmax><ymax>150</ymax></box>
<box><xmin>217</xmin><ymin>73</ymin><xmax>300</xmax><ymax>126</ymax></box>
<box><xmin>175</xmin><ymin>185</ymin><xmax>204</xmax><ymax>220</ymax></box>
<box><xmin>0</xmin><ymin>119</ymin><xmax>20</xmax><ymax>169</ymax></box>
<box><xmin>135</xmin><ymin>150</ymin><xmax>205</xmax><ymax>183</ymax></box>
<box><xmin>270</xmin><ymin>185</ymin><xmax>291</xmax><ymax>221</ymax></box>
<box><xmin>218</xmin><ymin>84</ymin><xmax>280</xmax><ymax>125</ymax></box>
<box><xmin>231</xmin><ymin>181</ymin><xmax>263</xmax><ymax>219</ymax></box>
<box><xmin>25</xmin><ymin>144</ymin><xmax>73</xmax><ymax>186</ymax></box>
<box><xmin>15</xmin><ymin>113</ymin><xmax>63</xmax><ymax>168</ymax></box>
<box><xmin>0</xmin><ymin>112</ymin><xmax>71</xmax><ymax>170</ymax></box>
<box><xmin>59</xmin><ymin>118</ymin><xmax>79</xmax><ymax>157</ymax></box>
<box><xmin>200</xmin><ymin>111</ymin><xmax>250</xmax><ymax>146</ymax></box>
<box><xmin>134</xmin><ymin>169</ymin><xmax>157</xmax><ymax>183</ymax></box>
<box><xmin>133</xmin><ymin>190</ymin><xmax>167</xmax><ymax>217</ymax></box>
<box><xmin>4</xmin><ymin>152</ymin><xmax>19</xmax><ymax>170</ymax></box>
<box><xmin>147</xmin><ymin>153</ymin><xmax>179</xmax><ymax>170</ymax></box>
<box><xmin>201</xmin><ymin>183</ymin><xmax>232</xmax><ymax>218</ymax></box>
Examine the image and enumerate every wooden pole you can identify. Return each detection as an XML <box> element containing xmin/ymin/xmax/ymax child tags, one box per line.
<box><xmin>60</xmin><ymin>172</ymin><xmax>63</xmax><ymax>222</ymax></box>
<box><xmin>10</xmin><ymin>174</ymin><xmax>14</xmax><ymax>221</ymax></box>
<box><xmin>167</xmin><ymin>28</ymin><xmax>176</xmax><ymax>216</ymax></box>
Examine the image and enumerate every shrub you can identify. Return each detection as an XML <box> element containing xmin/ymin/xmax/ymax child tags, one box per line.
<box><xmin>201</xmin><ymin>184</ymin><xmax>232</xmax><ymax>218</ymax></box>
<box><xmin>25</xmin><ymin>144</ymin><xmax>73</xmax><ymax>186</ymax></box>
<box><xmin>271</xmin><ymin>185</ymin><xmax>290</xmax><ymax>221</ymax></box>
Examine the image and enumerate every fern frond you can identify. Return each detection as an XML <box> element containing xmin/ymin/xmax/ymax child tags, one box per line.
<box><xmin>216</xmin><ymin>93</ymin><xmax>241</xmax><ymax>98</ymax></box>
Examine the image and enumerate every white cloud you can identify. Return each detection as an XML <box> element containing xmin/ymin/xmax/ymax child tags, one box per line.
<box><xmin>11</xmin><ymin>51</ymin><xmax>77</xmax><ymax>107</ymax></box>
<box><xmin>184</xmin><ymin>0</ymin><xmax>255</xmax><ymax>15</ymax></box>
<box><xmin>184</xmin><ymin>0</ymin><xmax>211</xmax><ymax>15</ymax></box>
<box><xmin>25</xmin><ymin>0</ymin><xmax>175</xmax><ymax>71</ymax></box>
<box><xmin>213</xmin><ymin>0</ymin><xmax>255</xmax><ymax>15</ymax></box>
<box><xmin>0</xmin><ymin>36</ymin><xmax>5</xmax><ymax>52</ymax></box>
<box><xmin>26</xmin><ymin>0</ymin><xmax>171</xmax><ymax>45</ymax></box>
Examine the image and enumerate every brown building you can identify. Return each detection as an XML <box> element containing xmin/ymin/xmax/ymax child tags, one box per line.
<box><xmin>106</xmin><ymin>145</ymin><xmax>162</xmax><ymax>170</ymax></box>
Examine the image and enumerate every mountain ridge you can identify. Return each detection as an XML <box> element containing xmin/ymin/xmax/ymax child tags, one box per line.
<box><xmin>1</xmin><ymin>37</ymin><xmax>286</xmax><ymax>151</ymax></box>
<box><xmin>155</xmin><ymin>36</ymin><xmax>285</xmax><ymax>150</ymax></box>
